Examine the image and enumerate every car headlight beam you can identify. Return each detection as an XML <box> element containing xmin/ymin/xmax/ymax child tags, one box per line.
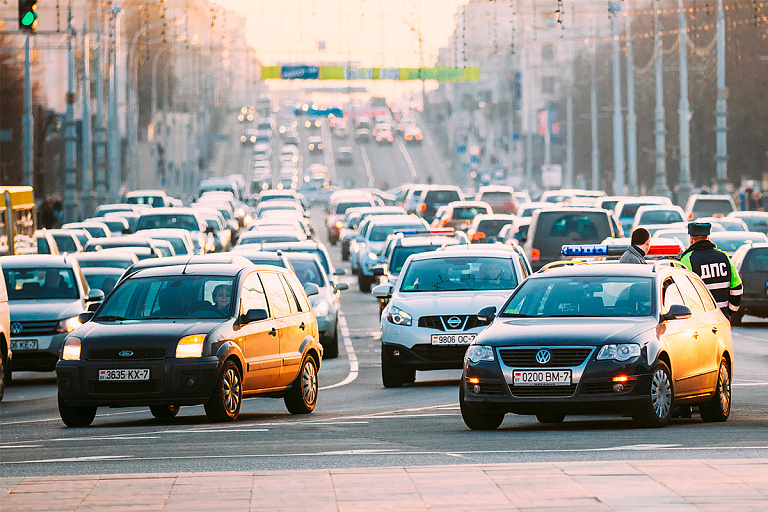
<box><xmin>57</xmin><ymin>315</ymin><xmax>83</xmax><ymax>333</ymax></box>
<box><xmin>596</xmin><ymin>343</ymin><xmax>641</xmax><ymax>362</ymax></box>
<box><xmin>387</xmin><ymin>306</ymin><xmax>412</xmax><ymax>326</ymax></box>
<box><xmin>466</xmin><ymin>345</ymin><xmax>495</xmax><ymax>363</ymax></box>
<box><xmin>176</xmin><ymin>335</ymin><xmax>206</xmax><ymax>358</ymax></box>
<box><xmin>62</xmin><ymin>337</ymin><xmax>81</xmax><ymax>360</ymax></box>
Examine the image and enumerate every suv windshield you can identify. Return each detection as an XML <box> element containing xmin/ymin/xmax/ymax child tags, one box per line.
<box><xmin>335</xmin><ymin>201</ymin><xmax>372</xmax><ymax>215</ymax></box>
<box><xmin>693</xmin><ymin>199</ymin><xmax>734</xmax><ymax>218</ymax></box>
<box><xmin>425</xmin><ymin>190</ymin><xmax>460</xmax><ymax>205</ymax></box>
<box><xmin>135</xmin><ymin>214</ymin><xmax>199</xmax><ymax>232</ymax></box>
<box><xmin>502</xmin><ymin>276</ymin><xmax>654</xmax><ymax>317</ymax></box>
<box><xmin>477</xmin><ymin>219</ymin><xmax>514</xmax><ymax>236</ymax></box>
<box><xmin>369</xmin><ymin>223</ymin><xmax>423</xmax><ymax>242</ymax></box>
<box><xmin>390</xmin><ymin>245</ymin><xmax>440</xmax><ymax>274</ymax></box>
<box><xmin>4</xmin><ymin>268</ymin><xmax>79</xmax><ymax>300</ymax></box>
<box><xmin>97</xmin><ymin>275</ymin><xmax>235</xmax><ymax>320</ymax></box>
<box><xmin>400</xmin><ymin>257</ymin><xmax>517</xmax><ymax>292</ymax></box>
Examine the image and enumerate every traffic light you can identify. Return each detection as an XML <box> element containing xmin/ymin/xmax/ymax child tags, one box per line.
<box><xmin>18</xmin><ymin>0</ymin><xmax>38</xmax><ymax>32</ymax></box>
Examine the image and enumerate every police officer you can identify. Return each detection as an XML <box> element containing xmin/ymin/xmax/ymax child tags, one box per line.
<box><xmin>679</xmin><ymin>222</ymin><xmax>742</xmax><ymax>319</ymax></box>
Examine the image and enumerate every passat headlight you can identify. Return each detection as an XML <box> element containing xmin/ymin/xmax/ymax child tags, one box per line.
<box><xmin>57</xmin><ymin>315</ymin><xmax>83</xmax><ymax>333</ymax></box>
<box><xmin>466</xmin><ymin>345</ymin><xmax>495</xmax><ymax>364</ymax></box>
<box><xmin>387</xmin><ymin>306</ymin><xmax>412</xmax><ymax>326</ymax></box>
<box><xmin>61</xmin><ymin>337</ymin><xmax>81</xmax><ymax>360</ymax></box>
<box><xmin>176</xmin><ymin>335</ymin><xmax>205</xmax><ymax>358</ymax></box>
<box><xmin>597</xmin><ymin>344</ymin><xmax>641</xmax><ymax>362</ymax></box>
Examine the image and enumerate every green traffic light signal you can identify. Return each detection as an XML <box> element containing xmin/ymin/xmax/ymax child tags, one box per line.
<box><xmin>18</xmin><ymin>0</ymin><xmax>38</xmax><ymax>31</ymax></box>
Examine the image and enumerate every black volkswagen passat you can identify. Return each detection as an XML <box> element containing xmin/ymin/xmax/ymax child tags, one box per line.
<box><xmin>460</xmin><ymin>263</ymin><xmax>733</xmax><ymax>430</ymax></box>
<box><xmin>56</xmin><ymin>262</ymin><xmax>322</xmax><ymax>427</ymax></box>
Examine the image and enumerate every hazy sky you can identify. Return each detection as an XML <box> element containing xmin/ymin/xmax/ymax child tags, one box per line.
<box><xmin>213</xmin><ymin>0</ymin><xmax>469</xmax><ymax>67</ymax></box>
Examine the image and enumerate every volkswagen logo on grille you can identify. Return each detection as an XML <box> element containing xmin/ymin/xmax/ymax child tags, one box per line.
<box><xmin>10</xmin><ymin>322</ymin><xmax>23</xmax><ymax>334</ymax></box>
<box><xmin>446</xmin><ymin>316</ymin><xmax>462</xmax><ymax>328</ymax></box>
<box><xmin>535</xmin><ymin>349</ymin><xmax>551</xmax><ymax>365</ymax></box>
<box><xmin>118</xmin><ymin>350</ymin><xmax>134</xmax><ymax>358</ymax></box>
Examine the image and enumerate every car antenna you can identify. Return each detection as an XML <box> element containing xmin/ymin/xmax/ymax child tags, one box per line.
<box><xmin>182</xmin><ymin>255</ymin><xmax>194</xmax><ymax>275</ymax></box>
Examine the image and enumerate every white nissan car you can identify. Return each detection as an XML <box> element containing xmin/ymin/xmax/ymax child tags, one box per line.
<box><xmin>373</xmin><ymin>247</ymin><xmax>529</xmax><ymax>388</ymax></box>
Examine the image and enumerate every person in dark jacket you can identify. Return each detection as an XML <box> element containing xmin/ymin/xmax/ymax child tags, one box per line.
<box><xmin>679</xmin><ymin>222</ymin><xmax>742</xmax><ymax>319</ymax></box>
<box><xmin>619</xmin><ymin>228</ymin><xmax>650</xmax><ymax>264</ymax></box>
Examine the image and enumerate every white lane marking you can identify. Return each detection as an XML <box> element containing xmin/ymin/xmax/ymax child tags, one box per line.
<box><xmin>319</xmin><ymin>314</ymin><xmax>358</xmax><ymax>390</ymax></box>
<box><xmin>0</xmin><ymin>408</ymin><xmax>149</xmax><ymax>427</ymax></box>
<box><xmin>733</xmin><ymin>382</ymin><xmax>768</xmax><ymax>386</ymax></box>
<box><xmin>4</xmin><ymin>455</ymin><xmax>131</xmax><ymax>465</ymax></box>
<box><xmin>322</xmin><ymin>122</ymin><xmax>337</xmax><ymax>184</ymax></box>
<box><xmin>359</xmin><ymin>145</ymin><xmax>375</xmax><ymax>188</ymax></box>
<box><xmin>397</xmin><ymin>140</ymin><xmax>419</xmax><ymax>181</ymax></box>
<box><xmin>0</xmin><ymin>445</ymin><xmax>42</xmax><ymax>449</ymax></box>
<box><xmin>50</xmin><ymin>436</ymin><xmax>160</xmax><ymax>441</ymax></box>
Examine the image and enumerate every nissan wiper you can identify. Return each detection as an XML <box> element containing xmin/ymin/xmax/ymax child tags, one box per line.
<box><xmin>96</xmin><ymin>315</ymin><xmax>127</xmax><ymax>322</ymax></box>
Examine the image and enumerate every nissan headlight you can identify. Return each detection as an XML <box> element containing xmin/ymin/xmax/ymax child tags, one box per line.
<box><xmin>176</xmin><ymin>335</ymin><xmax>205</xmax><ymax>358</ymax></box>
<box><xmin>61</xmin><ymin>337</ymin><xmax>81</xmax><ymax>360</ymax></box>
<box><xmin>596</xmin><ymin>344</ymin><xmax>641</xmax><ymax>362</ymax></box>
<box><xmin>387</xmin><ymin>306</ymin><xmax>412</xmax><ymax>326</ymax></box>
<box><xmin>57</xmin><ymin>315</ymin><xmax>83</xmax><ymax>333</ymax></box>
<box><xmin>466</xmin><ymin>345</ymin><xmax>495</xmax><ymax>364</ymax></box>
<box><xmin>313</xmin><ymin>300</ymin><xmax>330</xmax><ymax>317</ymax></box>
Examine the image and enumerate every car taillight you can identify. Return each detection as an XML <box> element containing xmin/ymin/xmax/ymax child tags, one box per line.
<box><xmin>471</xmin><ymin>232</ymin><xmax>486</xmax><ymax>241</ymax></box>
<box><xmin>688</xmin><ymin>212</ymin><xmax>693</xmax><ymax>219</ymax></box>
<box><xmin>531</xmin><ymin>248</ymin><xmax>540</xmax><ymax>262</ymax></box>
<box><xmin>420</xmin><ymin>204</ymin><xmax>426</xmax><ymax>212</ymax></box>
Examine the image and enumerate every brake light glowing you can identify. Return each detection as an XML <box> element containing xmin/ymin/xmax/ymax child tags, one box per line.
<box><xmin>531</xmin><ymin>248</ymin><xmax>540</xmax><ymax>262</ymax></box>
<box><xmin>470</xmin><ymin>232</ymin><xmax>486</xmax><ymax>241</ymax></box>
<box><xmin>430</xmin><ymin>229</ymin><xmax>455</xmax><ymax>234</ymax></box>
<box><xmin>420</xmin><ymin>204</ymin><xmax>426</xmax><ymax>212</ymax></box>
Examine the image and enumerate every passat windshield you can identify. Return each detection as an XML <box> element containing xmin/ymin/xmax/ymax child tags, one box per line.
<box><xmin>4</xmin><ymin>268</ymin><xmax>79</xmax><ymax>300</ymax></box>
<box><xmin>502</xmin><ymin>276</ymin><xmax>654</xmax><ymax>318</ymax></box>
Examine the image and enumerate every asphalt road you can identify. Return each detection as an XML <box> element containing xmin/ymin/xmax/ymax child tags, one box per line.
<box><xmin>2</xmin><ymin>198</ymin><xmax>768</xmax><ymax>478</ymax></box>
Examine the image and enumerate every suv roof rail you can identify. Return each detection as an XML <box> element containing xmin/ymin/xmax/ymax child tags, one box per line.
<box><xmin>652</xmin><ymin>259</ymin><xmax>686</xmax><ymax>271</ymax></box>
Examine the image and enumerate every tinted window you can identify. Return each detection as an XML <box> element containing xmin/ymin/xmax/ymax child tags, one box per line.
<box><xmin>390</xmin><ymin>245</ymin><xmax>440</xmax><ymax>274</ymax></box>
<box><xmin>283</xmin><ymin>271</ymin><xmax>311</xmax><ymax>313</ymax></box>
<box><xmin>127</xmin><ymin>195</ymin><xmax>165</xmax><ymax>207</ymax></box>
<box><xmin>158</xmin><ymin>237</ymin><xmax>189</xmax><ymax>255</ymax></box>
<box><xmin>477</xmin><ymin>219</ymin><xmax>514</xmax><ymax>236</ymax></box>
<box><xmin>279</xmin><ymin>274</ymin><xmax>302</xmax><ymax>313</ymax></box>
<box><xmin>688</xmin><ymin>276</ymin><xmax>717</xmax><ymax>312</ymax></box>
<box><xmin>502</xmin><ymin>277</ymin><xmax>654</xmax><ymax>317</ymax></box>
<box><xmin>741</xmin><ymin>217</ymin><xmax>768</xmax><ymax>234</ymax></box>
<box><xmin>662</xmin><ymin>279</ymin><xmax>685</xmax><ymax>313</ymax></box>
<box><xmin>241</xmin><ymin>273</ymin><xmax>269</xmax><ymax>316</ymax></box>
<box><xmin>479</xmin><ymin>191</ymin><xmax>513</xmax><ymax>202</ymax></box>
<box><xmin>369</xmin><ymin>223</ymin><xmax>423</xmax><ymax>242</ymax></box>
<box><xmin>53</xmin><ymin>234</ymin><xmax>78</xmax><ymax>253</ymax></box>
<box><xmin>37</xmin><ymin>236</ymin><xmax>51</xmax><ymax>254</ymax></box>
<box><xmin>619</xmin><ymin>202</ymin><xmax>656</xmax><ymax>219</ymax></box>
<box><xmin>83</xmin><ymin>272</ymin><xmax>119</xmax><ymax>294</ymax></box>
<box><xmin>4</xmin><ymin>268</ymin><xmax>79</xmax><ymax>300</ymax></box>
<box><xmin>401</xmin><ymin>257</ymin><xmax>517</xmax><ymax>292</ymax></box>
<box><xmin>692</xmin><ymin>199</ymin><xmax>734</xmax><ymax>218</ymax></box>
<box><xmin>674</xmin><ymin>275</ymin><xmax>705</xmax><ymax>315</ymax></box>
<box><xmin>424</xmin><ymin>190</ymin><xmax>460</xmax><ymax>205</ymax></box>
<box><xmin>747</xmin><ymin>249</ymin><xmax>768</xmax><ymax>271</ymax></box>
<box><xmin>535</xmin><ymin>212</ymin><xmax>610</xmax><ymax>257</ymax></box>
<box><xmin>135</xmin><ymin>214</ymin><xmax>200</xmax><ymax>231</ymax></box>
<box><xmin>452</xmin><ymin>207</ymin><xmax>486</xmax><ymax>220</ymax></box>
<box><xmin>335</xmin><ymin>201</ymin><xmax>373</xmax><ymax>215</ymax></box>
<box><xmin>288</xmin><ymin>258</ymin><xmax>325</xmax><ymax>287</ymax></box>
<box><xmin>638</xmin><ymin>210</ymin><xmax>683</xmax><ymax>224</ymax></box>
<box><xmin>259</xmin><ymin>272</ymin><xmax>292</xmax><ymax>317</ymax></box>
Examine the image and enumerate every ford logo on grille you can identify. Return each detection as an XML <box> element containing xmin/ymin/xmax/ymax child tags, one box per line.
<box><xmin>535</xmin><ymin>349</ymin><xmax>551</xmax><ymax>365</ymax></box>
<box><xmin>446</xmin><ymin>316</ymin><xmax>462</xmax><ymax>328</ymax></box>
<box><xmin>118</xmin><ymin>350</ymin><xmax>134</xmax><ymax>357</ymax></box>
<box><xmin>10</xmin><ymin>322</ymin><xmax>23</xmax><ymax>334</ymax></box>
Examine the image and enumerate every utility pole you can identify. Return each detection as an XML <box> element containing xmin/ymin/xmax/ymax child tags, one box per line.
<box><xmin>715</xmin><ymin>0</ymin><xmax>728</xmax><ymax>192</ymax></box>
<box><xmin>565</xmin><ymin>63</ymin><xmax>573</xmax><ymax>189</ymax></box>
<box><xmin>625</xmin><ymin>15</ymin><xmax>638</xmax><ymax>196</ymax></box>
<box><xmin>22</xmin><ymin>35</ymin><xmax>34</xmax><ymax>187</ymax></box>
<box><xmin>93</xmin><ymin>0</ymin><xmax>108</xmax><ymax>204</ymax></box>
<box><xmin>677</xmin><ymin>0</ymin><xmax>693</xmax><ymax>205</ymax></box>
<box><xmin>652</xmin><ymin>0</ymin><xmax>670</xmax><ymax>197</ymax></box>
<box><xmin>63</xmin><ymin>0</ymin><xmax>78</xmax><ymax>223</ymax></box>
<box><xmin>590</xmin><ymin>22</ymin><xmax>600</xmax><ymax>191</ymax></box>
<box><xmin>609</xmin><ymin>2</ymin><xmax>625</xmax><ymax>196</ymax></box>
<box><xmin>81</xmin><ymin>32</ymin><xmax>95</xmax><ymax>218</ymax></box>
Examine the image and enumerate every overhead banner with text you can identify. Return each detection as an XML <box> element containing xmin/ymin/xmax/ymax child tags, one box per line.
<box><xmin>262</xmin><ymin>66</ymin><xmax>480</xmax><ymax>82</ymax></box>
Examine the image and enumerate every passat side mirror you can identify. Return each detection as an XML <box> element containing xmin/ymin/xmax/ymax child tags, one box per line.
<box><xmin>477</xmin><ymin>305</ymin><xmax>497</xmax><ymax>322</ymax></box>
<box><xmin>371</xmin><ymin>283</ymin><xmax>393</xmax><ymax>299</ymax></box>
<box><xmin>86</xmin><ymin>289</ymin><xmax>105</xmax><ymax>302</ymax></box>
<box><xmin>243</xmin><ymin>308</ymin><xmax>269</xmax><ymax>324</ymax></box>
<box><xmin>660</xmin><ymin>304</ymin><xmax>692</xmax><ymax>323</ymax></box>
<box><xmin>304</xmin><ymin>283</ymin><xmax>320</xmax><ymax>296</ymax></box>
<box><xmin>78</xmin><ymin>311</ymin><xmax>94</xmax><ymax>323</ymax></box>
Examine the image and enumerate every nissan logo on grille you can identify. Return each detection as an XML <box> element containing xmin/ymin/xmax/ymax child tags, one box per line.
<box><xmin>446</xmin><ymin>316</ymin><xmax>462</xmax><ymax>328</ymax></box>
<box><xmin>10</xmin><ymin>322</ymin><xmax>23</xmax><ymax>334</ymax></box>
<box><xmin>118</xmin><ymin>350</ymin><xmax>134</xmax><ymax>357</ymax></box>
<box><xmin>535</xmin><ymin>349</ymin><xmax>551</xmax><ymax>365</ymax></box>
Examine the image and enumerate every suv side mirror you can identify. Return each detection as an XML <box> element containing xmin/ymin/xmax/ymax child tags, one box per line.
<box><xmin>334</xmin><ymin>282</ymin><xmax>349</xmax><ymax>293</ymax></box>
<box><xmin>304</xmin><ymin>283</ymin><xmax>320</xmax><ymax>296</ymax></box>
<box><xmin>371</xmin><ymin>283</ymin><xmax>393</xmax><ymax>298</ymax></box>
<box><xmin>660</xmin><ymin>304</ymin><xmax>692</xmax><ymax>323</ymax></box>
<box><xmin>477</xmin><ymin>305</ymin><xmax>497</xmax><ymax>322</ymax></box>
<box><xmin>333</xmin><ymin>268</ymin><xmax>347</xmax><ymax>276</ymax></box>
<box><xmin>243</xmin><ymin>308</ymin><xmax>269</xmax><ymax>324</ymax></box>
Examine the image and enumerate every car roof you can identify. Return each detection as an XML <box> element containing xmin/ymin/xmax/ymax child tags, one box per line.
<box><xmin>408</xmin><ymin>247</ymin><xmax>522</xmax><ymax>261</ymax></box>
<box><xmin>366</xmin><ymin>214</ymin><xmax>424</xmax><ymax>226</ymax></box>
<box><xmin>395</xmin><ymin>236</ymin><xmax>461</xmax><ymax>247</ymax></box>
<box><xmin>135</xmin><ymin>228</ymin><xmax>192</xmax><ymax>237</ymax></box>
<box><xmin>129</xmin><ymin>262</ymin><xmax>253</xmax><ymax>279</ymax></box>
<box><xmin>0</xmin><ymin>254</ymin><xmax>75</xmax><ymax>267</ymax></box>
<box><xmin>136</xmin><ymin>207</ymin><xmax>199</xmax><ymax>215</ymax></box>
<box><xmin>709</xmin><ymin>231</ymin><xmax>767</xmax><ymax>240</ymax></box>
<box><xmin>73</xmin><ymin>251</ymin><xmax>138</xmax><ymax>262</ymax></box>
<box><xmin>82</xmin><ymin>266</ymin><xmax>125</xmax><ymax>276</ymax></box>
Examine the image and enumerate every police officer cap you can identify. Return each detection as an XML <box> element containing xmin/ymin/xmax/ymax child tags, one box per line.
<box><xmin>688</xmin><ymin>222</ymin><xmax>711</xmax><ymax>236</ymax></box>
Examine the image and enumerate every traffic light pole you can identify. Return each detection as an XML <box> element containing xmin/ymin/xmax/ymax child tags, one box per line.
<box><xmin>22</xmin><ymin>34</ymin><xmax>34</xmax><ymax>187</ymax></box>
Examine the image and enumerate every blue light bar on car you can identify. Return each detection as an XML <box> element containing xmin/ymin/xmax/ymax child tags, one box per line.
<box><xmin>561</xmin><ymin>244</ymin><xmax>609</xmax><ymax>257</ymax></box>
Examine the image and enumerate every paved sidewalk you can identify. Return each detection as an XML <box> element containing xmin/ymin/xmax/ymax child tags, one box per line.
<box><xmin>2</xmin><ymin>459</ymin><xmax>767</xmax><ymax>511</ymax></box>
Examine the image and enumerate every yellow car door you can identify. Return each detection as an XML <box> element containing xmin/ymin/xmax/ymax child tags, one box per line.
<box><xmin>660</xmin><ymin>278</ymin><xmax>698</xmax><ymax>397</ymax></box>
<box><xmin>257</xmin><ymin>271</ymin><xmax>302</xmax><ymax>387</ymax></box>
<box><xmin>237</xmin><ymin>272</ymin><xmax>280</xmax><ymax>390</ymax></box>
<box><xmin>674</xmin><ymin>275</ymin><xmax>712</xmax><ymax>395</ymax></box>
<box><xmin>688</xmin><ymin>275</ymin><xmax>729</xmax><ymax>392</ymax></box>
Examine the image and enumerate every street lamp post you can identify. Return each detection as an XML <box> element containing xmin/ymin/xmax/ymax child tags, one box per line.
<box><xmin>677</xmin><ymin>0</ymin><xmax>693</xmax><ymax>205</ymax></box>
<box><xmin>609</xmin><ymin>2</ymin><xmax>625</xmax><ymax>196</ymax></box>
<box><xmin>652</xmin><ymin>0</ymin><xmax>670</xmax><ymax>198</ymax></box>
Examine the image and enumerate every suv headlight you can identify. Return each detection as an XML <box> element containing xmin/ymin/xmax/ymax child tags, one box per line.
<box><xmin>466</xmin><ymin>345</ymin><xmax>494</xmax><ymax>363</ymax></box>
<box><xmin>313</xmin><ymin>300</ymin><xmax>330</xmax><ymax>317</ymax></box>
<box><xmin>596</xmin><ymin>344</ymin><xmax>641</xmax><ymax>362</ymax></box>
<box><xmin>176</xmin><ymin>335</ymin><xmax>205</xmax><ymax>358</ymax></box>
<box><xmin>367</xmin><ymin>251</ymin><xmax>378</xmax><ymax>261</ymax></box>
<box><xmin>387</xmin><ymin>306</ymin><xmax>412</xmax><ymax>326</ymax></box>
<box><xmin>57</xmin><ymin>315</ymin><xmax>83</xmax><ymax>333</ymax></box>
<box><xmin>62</xmin><ymin>337</ymin><xmax>81</xmax><ymax>360</ymax></box>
